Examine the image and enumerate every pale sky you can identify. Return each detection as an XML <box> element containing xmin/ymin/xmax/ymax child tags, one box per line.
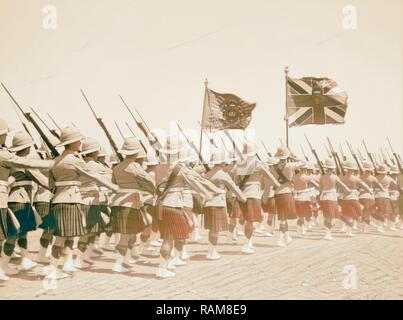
<box><xmin>0</xmin><ymin>0</ymin><xmax>402</xmax><ymax>160</ymax></box>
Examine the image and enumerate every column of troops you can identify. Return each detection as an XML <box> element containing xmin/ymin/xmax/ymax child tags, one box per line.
<box><xmin>0</xmin><ymin>117</ymin><xmax>402</xmax><ymax>281</ymax></box>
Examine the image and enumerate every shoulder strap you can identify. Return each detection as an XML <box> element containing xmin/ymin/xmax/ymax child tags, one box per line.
<box><xmin>274</xmin><ymin>163</ymin><xmax>292</xmax><ymax>185</ymax></box>
<box><xmin>157</xmin><ymin>163</ymin><xmax>182</xmax><ymax>200</ymax></box>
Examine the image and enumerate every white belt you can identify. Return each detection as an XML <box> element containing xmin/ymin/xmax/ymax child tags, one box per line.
<box><xmin>244</xmin><ymin>181</ymin><xmax>260</xmax><ymax>186</ymax></box>
<box><xmin>295</xmin><ymin>188</ymin><xmax>310</xmax><ymax>194</ymax></box>
<box><xmin>167</xmin><ymin>188</ymin><xmax>183</xmax><ymax>192</ymax></box>
<box><xmin>322</xmin><ymin>189</ymin><xmax>337</xmax><ymax>193</ymax></box>
<box><xmin>54</xmin><ymin>181</ymin><xmax>81</xmax><ymax>187</ymax></box>
<box><xmin>12</xmin><ymin>181</ymin><xmax>34</xmax><ymax>188</ymax></box>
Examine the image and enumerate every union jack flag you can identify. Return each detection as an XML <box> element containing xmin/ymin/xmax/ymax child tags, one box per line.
<box><xmin>286</xmin><ymin>77</ymin><xmax>348</xmax><ymax>127</ymax></box>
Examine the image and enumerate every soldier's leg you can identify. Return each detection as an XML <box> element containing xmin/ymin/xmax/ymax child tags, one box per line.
<box><xmin>44</xmin><ymin>236</ymin><xmax>69</xmax><ymax>280</ymax></box>
<box><xmin>1</xmin><ymin>234</ymin><xmax>19</xmax><ymax>275</ymax></box>
<box><xmin>207</xmin><ymin>230</ymin><xmax>220</xmax><ymax>260</ymax></box>
<box><xmin>62</xmin><ymin>237</ymin><xmax>78</xmax><ymax>272</ymax></box>
<box><xmin>241</xmin><ymin>221</ymin><xmax>255</xmax><ymax>254</ymax></box>
<box><xmin>111</xmin><ymin>234</ymin><xmax>132</xmax><ymax>273</ymax></box>
<box><xmin>157</xmin><ymin>239</ymin><xmax>175</xmax><ymax>278</ymax></box>
<box><xmin>18</xmin><ymin>233</ymin><xmax>37</xmax><ymax>271</ymax></box>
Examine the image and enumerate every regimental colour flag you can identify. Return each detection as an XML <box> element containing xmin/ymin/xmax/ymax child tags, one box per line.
<box><xmin>286</xmin><ymin>77</ymin><xmax>348</xmax><ymax>127</ymax></box>
<box><xmin>201</xmin><ymin>88</ymin><xmax>256</xmax><ymax>131</ymax></box>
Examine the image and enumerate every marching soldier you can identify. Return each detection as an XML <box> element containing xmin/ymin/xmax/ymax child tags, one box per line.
<box><xmin>0</xmin><ymin>119</ymin><xmax>53</xmax><ymax>281</ymax></box>
<box><xmin>75</xmin><ymin>138</ymin><xmax>114</xmax><ymax>269</ymax></box>
<box><xmin>397</xmin><ymin>166</ymin><xmax>403</xmax><ymax>230</ymax></box>
<box><xmin>339</xmin><ymin>161</ymin><xmax>372</xmax><ymax>237</ymax></box>
<box><xmin>359</xmin><ymin>161</ymin><xmax>384</xmax><ymax>232</ymax></box>
<box><xmin>292</xmin><ymin>162</ymin><xmax>319</xmax><ymax>235</ymax></box>
<box><xmin>109</xmin><ymin>137</ymin><xmax>155</xmax><ymax>273</ymax></box>
<box><xmin>261</xmin><ymin>157</ymin><xmax>281</xmax><ymax>237</ymax></box>
<box><xmin>272</xmin><ymin>147</ymin><xmax>305</xmax><ymax>247</ymax></box>
<box><xmin>44</xmin><ymin>127</ymin><xmax>118</xmax><ymax>280</ymax></box>
<box><xmin>155</xmin><ymin>136</ymin><xmax>217</xmax><ymax>278</ymax></box>
<box><xmin>233</xmin><ymin>142</ymin><xmax>280</xmax><ymax>253</ymax></box>
<box><xmin>389</xmin><ymin>165</ymin><xmax>400</xmax><ymax>230</ymax></box>
<box><xmin>374</xmin><ymin>164</ymin><xmax>398</xmax><ymax>232</ymax></box>
<box><xmin>4</xmin><ymin>132</ymin><xmax>49</xmax><ymax>274</ymax></box>
<box><xmin>319</xmin><ymin>158</ymin><xmax>351</xmax><ymax>240</ymax></box>
<box><xmin>203</xmin><ymin>149</ymin><xmax>246</xmax><ymax>260</ymax></box>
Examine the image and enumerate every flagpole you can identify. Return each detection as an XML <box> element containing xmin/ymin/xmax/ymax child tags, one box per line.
<box><xmin>284</xmin><ymin>66</ymin><xmax>290</xmax><ymax>148</ymax></box>
<box><xmin>199</xmin><ymin>78</ymin><xmax>208</xmax><ymax>162</ymax></box>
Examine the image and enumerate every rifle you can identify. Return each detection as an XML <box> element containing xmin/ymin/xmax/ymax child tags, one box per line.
<box><xmin>29</xmin><ymin>107</ymin><xmax>60</xmax><ymax>140</ymax></box>
<box><xmin>387</xmin><ymin>137</ymin><xmax>403</xmax><ymax>174</ymax></box>
<box><xmin>339</xmin><ymin>143</ymin><xmax>347</xmax><ymax>161</ymax></box>
<box><xmin>362</xmin><ymin>139</ymin><xmax>378</xmax><ymax>175</ymax></box>
<box><xmin>304</xmin><ymin>134</ymin><xmax>324</xmax><ymax>174</ymax></box>
<box><xmin>1</xmin><ymin>82</ymin><xmax>59</xmax><ymax>158</ymax></box>
<box><xmin>223</xmin><ymin>130</ymin><xmax>245</xmax><ymax>162</ymax></box>
<box><xmin>346</xmin><ymin>141</ymin><xmax>363</xmax><ymax>175</ymax></box>
<box><xmin>385</xmin><ymin>148</ymin><xmax>396</xmax><ymax>165</ymax></box>
<box><xmin>176</xmin><ymin>123</ymin><xmax>210</xmax><ymax>172</ymax></box>
<box><xmin>13</xmin><ymin>107</ymin><xmax>43</xmax><ymax>159</ymax></box>
<box><xmin>47</xmin><ymin>113</ymin><xmax>63</xmax><ymax>132</ymax></box>
<box><xmin>125</xmin><ymin>122</ymin><xmax>147</xmax><ymax>153</ymax></box>
<box><xmin>324</xmin><ymin>143</ymin><xmax>332</xmax><ymax>158</ymax></box>
<box><xmin>327</xmin><ymin>137</ymin><xmax>344</xmax><ymax>175</ymax></box>
<box><xmin>380</xmin><ymin>148</ymin><xmax>390</xmax><ymax>166</ymax></box>
<box><xmin>260</xmin><ymin>139</ymin><xmax>272</xmax><ymax>157</ymax></box>
<box><xmin>114</xmin><ymin>121</ymin><xmax>125</xmax><ymax>140</ymax></box>
<box><xmin>357</xmin><ymin>147</ymin><xmax>365</xmax><ymax>162</ymax></box>
<box><xmin>300</xmin><ymin>145</ymin><xmax>309</xmax><ymax>162</ymax></box>
<box><xmin>80</xmin><ymin>89</ymin><xmax>123</xmax><ymax>162</ymax></box>
<box><xmin>119</xmin><ymin>95</ymin><xmax>163</xmax><ymax>158</ymax></box>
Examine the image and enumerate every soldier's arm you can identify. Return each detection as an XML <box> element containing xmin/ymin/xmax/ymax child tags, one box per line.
<box><xmin>1</xmin><ymin>151</ymin><xmax>53</xmax><ymax>170</ymax></box>
<box><xmin>221</xmin><ymin>172</ymin><xmax>246</xmax><ymax>203</ymax></box>
<box><xmin>179</xmin><ymin>167</ymin><xmax>214</xmax><ymax>202</ymax></box>
<box><xmin>356</xmin><ymin>176</ymin><xmax>372</xmax><ymax>193</ymax></box>
<box><xmin>369</xmin><ymin>175</ymin><xmax>386</xmax><ymax>192</ymax></box>
<box><xmin>26</xmin><ymin>169</ymin><xmax>50</xmax><ymax>190</ymax></box>
<box><xmin>257</xmin><ymin>162</ymin><xmax>281</xmax><ymax>188</ymax></box>
<box><xmin>73</xmin><ymin>160</ymin><xmax>119</xmax><ymax>192</ymax></box>
<box><xmin>336</xmin><ymin>176</ymin><xmax>352</xmax><ymax>193</ymax></box>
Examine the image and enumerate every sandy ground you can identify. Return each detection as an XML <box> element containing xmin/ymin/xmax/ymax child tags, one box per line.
<box><xmin>1</xmin><ymin>220</ymin><xmax>402</xmax><ymax>300</ymax></box>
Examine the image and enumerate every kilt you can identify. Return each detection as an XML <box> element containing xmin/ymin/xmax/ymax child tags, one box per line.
<box><xmin>229</xmin><ymin>199</ymin><xmax>243</xmax><ymax>219</ymax></box>
<box><xmin>275</xmin><ymin>193</ymin><xmax>297</xmax><ymax>220</ymax></box>
<box><xmin>8</xmin><ymin>202</ymin><xmax>37</xmax><ymax>234</ymax></box>
<box><xmin>359</xmin><ymin>198</ymin><xmax>376</xmax><ymax>222</ymax></box>
<box><xmin>34</xmin><ymin>202</ymin><xmax>54</xmax><ymax>231</ymax></box>
<box><xmin>319</xmin><ymin>200</ymin><xmax>339</xmax><ymax>219</ymax></box>
<box><xmin>340</xmin><ymin>200</ymin><xmax>362</xmax><ymax>220</ymax></box>
<box><xmin>203</xmin><ymin>206</ymin><xmax>229</xmax><ymax>232</ymax></box>
<box><xmin>0</xmin><ymin>207</ymin><xmax>18</xmax><ymax>238</ymax></box>
<box><xmin>111</xmin><ymin>206</ymin><xmax>144</xmax><ymax>235</ymax></box>
<box><xmin>374</xmin><ymin>198</ymin><xmax>393</xmax><ymax>221</ymax></box>
<box><xmin>146</xmin><ymin>205</ymin><xmax>159</xmax><ymax>232</ymax></box>
<box><xmin>192</xmin><ymin>194</ymin><xmax>203</xmax><ymax>215</ymax></box>
<box><xmin>295</xmin><ymin>201</ymin><xmax>312</xmax><ymax>219</ymax></box>
<box><xmin>159</xmin><ymin>206</ymin><xmax>191</xmax><ymax>240</ymax></box>
<box><xmin>52</xmin><ymin>203</ymin><xmax>87</xmax><ymax>237</ymax></box>
<box><xmin>240</xmin><ymin>198</ymin><xmax>262</xmax><ymax>223</ymax></box>
<box><xmin>261</xmin><ymin>197</ymin><xmax>276</xmax><ymax>214</ymax></box>
<box><xmin>83</xmin><ymin>205</ymin><xmax>109</xmax><ymax>234</ymax></box>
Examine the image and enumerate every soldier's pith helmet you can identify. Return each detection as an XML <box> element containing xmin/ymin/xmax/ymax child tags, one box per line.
<box><xmin>80</xmin><ymin>138</ymin><xmax>101</xmax><ymax>155</ymax></box>
<box><xmin>160</xmin><ymin>135</ymin><xmax>188</xmax><ymax>155</ymax></box>
<box><xmin>275</xmin><ymin>146</ymin><xmax>291</xmax><ymax>160</ymax></box>
<box><xmin>57</xmin><ymin>127</ymin><xmax>83</xmax><ymax>147</ymax></box>
<box><xmin>343</xmin><ymin>160</ymin><xmax>358</xmax><ymax>171</ymax></box>
<box><xmin>118</xmin><ymin>137</ymin><xmax>143</xmax><ymax>155</ymax></box>
<box><xmin>362</xmin><ymin>160</ymin><xmax>374</xmax><ymax>172</ymax></box>
<box><xmin>9</xmin><ymin>131</ymin><xmax>33</xmax><ymax>152</ymax></box>
<box><xmin>323</xmin><ymin>158</ymin><xmax>337</xmax><ymax>169</ymax></box>
<box><xmin>376</xmin><ymin>164</ymin><xmax>389</xmax><ymax>174</ymax></box>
